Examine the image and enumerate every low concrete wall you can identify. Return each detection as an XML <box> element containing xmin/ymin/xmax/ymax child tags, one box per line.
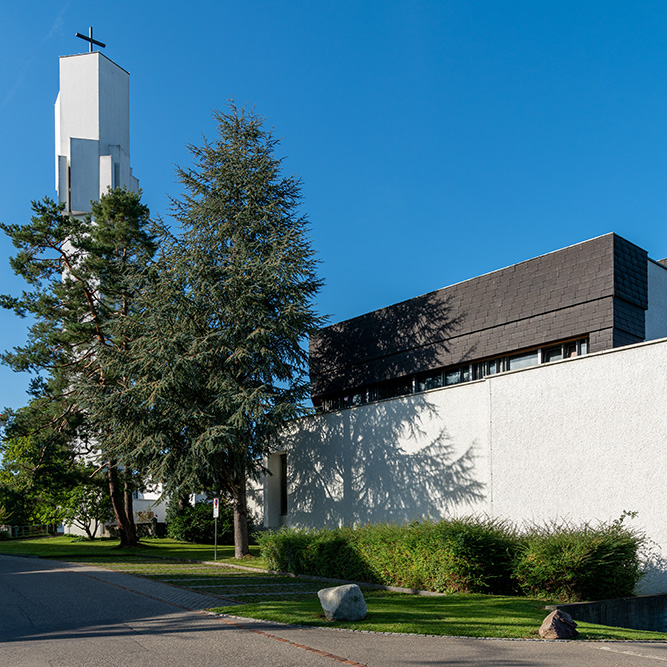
<box><xmin>549</xmin><ymin>595</ymin><xmax>667</xmax><ymax>633</ymax></box>
<box><xmin>273</xmin><ymin>337</ymin><xmax>667</xmax><ymax>595</ymax></box>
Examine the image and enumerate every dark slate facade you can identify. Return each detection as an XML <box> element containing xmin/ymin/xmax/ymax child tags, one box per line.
<box><xmin>310</xmin><ymin>233</ymin><xmax>649</xmax><ymax>404</ymax></box>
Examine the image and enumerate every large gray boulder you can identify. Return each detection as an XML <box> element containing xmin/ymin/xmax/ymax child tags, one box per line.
<box><xmin>317</xmin><ymin>584</ymin><xmax>367</xmax><ymax>621</ymax></box>
<box><xmin>539</xmin><ymin>610</ymin><xmax>578</xmax><ymax>639</ymax></box>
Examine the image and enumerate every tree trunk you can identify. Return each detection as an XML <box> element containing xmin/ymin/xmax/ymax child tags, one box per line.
<box><xmin>107</xmin><ymin>461</ymin><xmax>138</xmax><ymax>547</ymax></box>
<box><xmin>81</xmin><ymin>520</ymin><xmax>94</xmax><ymax>541</ymax></box>
<box><xmin>232</xmin><ymin>468</ymin><xmax>250</xmax><ymax>559</ymax></box>
<box><xmin>123</xmin><ymin>471</ymin><xmax>137</xmax><ymax>544</ymax></box>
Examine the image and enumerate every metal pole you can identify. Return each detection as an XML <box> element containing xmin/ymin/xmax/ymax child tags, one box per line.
<box><xmin>214</xmin><ymin>517</ymin><xmax>218</xmax><ymax>560</ymax></box>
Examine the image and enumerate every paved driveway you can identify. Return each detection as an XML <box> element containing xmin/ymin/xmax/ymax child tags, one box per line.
<box><xmin>1</xmin><ymin>555</ymin><xmax>666</xmax><ymax>666</ymax></box>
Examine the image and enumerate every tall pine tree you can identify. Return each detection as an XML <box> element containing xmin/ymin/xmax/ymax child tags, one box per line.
<box><xmin>102</xmin><ymin>105</ymin><xmax>324</xmax><ymax>556</ymax></box>
<box><xmin>0</xmin><ymin>188</ymin><xmax>155</xmax><ymax>546</ymax></box>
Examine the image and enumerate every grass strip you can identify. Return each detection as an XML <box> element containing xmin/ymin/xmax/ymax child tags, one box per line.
<box><xmin>0</xmin><ymin>535</ymin><xmax>266</xmax><ymax>567</ymax></box>
<box><xmin>210</xmin><ymin>592</ymin><xmax>667</xmax><ymax>641</ymax></box>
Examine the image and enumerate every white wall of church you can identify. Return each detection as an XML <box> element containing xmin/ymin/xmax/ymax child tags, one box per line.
<box><xmin>56</xmin><ymin>54</ymin><xmax>101</xmax><ymax>151</ymax></box>
<box><xmin>279</xmin><ymin>379</ymin><xmax>492</xmax><ymax>528</ymax></box>
<box><xmin>55</xmin><ymin>52</ymin><xmax>137</xmax><ymax>214</ymax></box>
<box><xmin>98</xmin><ymin>57</ymin><xmax>130</xmax><ymax>154</ymax></box>
<box><xmin>276</xmin><ymin>337</ymin><xmax>667</xmax><ymax>595</ymax></box>
<box><xmin>646</xmin><ymin>260</ymin><xmax>667</xmax><ymax>340</ymax></box>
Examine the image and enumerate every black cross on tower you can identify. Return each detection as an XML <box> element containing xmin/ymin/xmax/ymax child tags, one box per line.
<box><xmin>75</xmin><ymin>27</ymin><xmax>106</xmax><ymax>53</ymax></box>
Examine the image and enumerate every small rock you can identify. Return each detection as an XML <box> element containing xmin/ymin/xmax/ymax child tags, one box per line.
<box><xmin>317</xmin><ymin>584</ymin><xmax>367</xmax><ymax>621</ymax></box>
<box><xmin>539</xmin><ymin>610</ymin><xmax>578</xmax><ymax>639</ymax></box>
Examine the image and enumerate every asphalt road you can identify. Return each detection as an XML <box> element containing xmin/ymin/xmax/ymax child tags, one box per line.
<box><xmin>1</xmin><ymin>554</ymin><xmax>667</xmax><ymax>666</ymax></box>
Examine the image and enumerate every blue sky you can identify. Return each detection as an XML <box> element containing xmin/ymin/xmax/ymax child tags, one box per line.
<box><xmin>2</xmin><ymin>1</ymin><xmax>667</xmax><ymax>410</ymax></box>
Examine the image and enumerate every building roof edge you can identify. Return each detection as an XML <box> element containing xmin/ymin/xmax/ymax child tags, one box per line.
<box><xmin>58</xmin><ymin>51</ymin><xmax>129</xmax><ymax>76</ymax></box>
<box><xmin>323</xmin><ymin>232</ymin><xmax>619</xmax><ymax>331</ymax></box>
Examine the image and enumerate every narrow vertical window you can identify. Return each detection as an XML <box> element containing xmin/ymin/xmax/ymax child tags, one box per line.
<box><xmin>279</xmin><ymin>453</ymin><xmax>288</xmax><ymax>516</ymax></box>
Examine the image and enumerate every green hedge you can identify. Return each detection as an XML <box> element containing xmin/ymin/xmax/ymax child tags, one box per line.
<box><xmin>513</xmin><ymin>521</ymin><xmax>644</xmax><ymax>601</ymax></box>
<box><xmin>258</xmin><ymin>526</ymin><xmax>373</xmax><ymax>582</ymax></box>
<box><xmin>258</xmin><ymin>517</ymin><xmax>518</xmax><ymax>594</ymax></box>
<box><xmin>353</xmin><ymin>519</ymin><xmax>519</xmax><ymax>594</ymax></box>
<box><xmin>257</xmin><ymin>517</ymin><xmax>645</xmax><ymax>601</ymax></box>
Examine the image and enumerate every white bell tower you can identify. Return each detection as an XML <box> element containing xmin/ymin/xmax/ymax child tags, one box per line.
<box><xmin>55</xmin><ymin>45</ymin><xmax>139</xmax><ymax>216</ymax></box>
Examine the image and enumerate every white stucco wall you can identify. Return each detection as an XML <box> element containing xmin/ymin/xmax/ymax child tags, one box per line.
<box><xmin>278</xmin><ymin>380</ymin><xmax>491</xmax><ymax>529</ymax></box>
<box><xmin>98</xmin><ymin>56</ymin><xmax>130</xmax><ymax>155</ymax></box>
<box><xmin>276</xmin><ymin>338</ymin><xmax>667</xmax><ymax>594</ymax></box>
<box><xmin>646</xmin><ymin>260</ymin><xmax>667</xmax><ymax>340</ymax></box>
<box><xmin>56</xmin><ymin>54</ymin><xmax>102</xmax><ymax>152</ymax></box>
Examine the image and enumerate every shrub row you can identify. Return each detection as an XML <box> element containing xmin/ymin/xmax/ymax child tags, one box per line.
<box><xmin>256</xmin><ymin>517</ymin><xmax>644</xmax><ymax>602</ymax></box>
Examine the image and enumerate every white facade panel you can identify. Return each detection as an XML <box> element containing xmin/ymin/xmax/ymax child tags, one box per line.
<box><xmin>58</xmin><ymin>54</ymin><xmax>100</xmax><ymax>148</ymax></box>
<box><xmin>98</xmin><ymin>56</ymin><xmax>130</xmax><ymax>153</ymax></box>
<box><xmin>56</xmin><ymin>155</ymin><xmax>68</xmax><ymax>207</ymax></box>
<box><xmin>99</xmin><ymin>155</ymin><xmax>113</xmax><ymax>199</ymax></box>
<box><xmin>69</xmin><ymin>138</ymin><xmax>99</xmax><ymax>214</ymax></box>
<box><xmin>129</xmin><ymin>173</ymin><xmax>139</xmax><ymax>192</ymax></box>
<box><xmin>54</xmin><ymin>92</ymin><xmax>61</xmax><ymax>191</ymax></box>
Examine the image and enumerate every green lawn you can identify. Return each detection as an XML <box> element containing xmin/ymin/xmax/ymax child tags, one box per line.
<box><xmin>210</xmin><ymin>593</ymin><xmax>667</xmax><ymax>641</ymax></box>
<box><xmin>0</xmin><ymin>535</ymin><xmax>266</xmax><ymax>567</ymax></box>
<box><xmin>2</xmin><ymin>536</ymin><xmax>665</xmax><ymax>641</ymax></box>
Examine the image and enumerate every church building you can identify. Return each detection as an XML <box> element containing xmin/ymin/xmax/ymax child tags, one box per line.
<box><xmin>50</xmin><ymin>35</ymin><xmax>667</xmax><ymax>595</ymax></box>
<box><xmin>266</xmin><ymin>234</ymin><xmax>667</xmax><ymax>596</ymax></box>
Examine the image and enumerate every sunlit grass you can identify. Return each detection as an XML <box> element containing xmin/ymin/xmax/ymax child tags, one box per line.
<box><xmin>211</xmin><ymin>592</ymin><xmax>667</xmax><ymax>640</ymax></box>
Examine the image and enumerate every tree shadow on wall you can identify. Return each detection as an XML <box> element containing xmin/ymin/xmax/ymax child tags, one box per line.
<box><xmin>283</xmin><ymin>393</ymin><xmax>485</xmax><ymax>528</ymax></box>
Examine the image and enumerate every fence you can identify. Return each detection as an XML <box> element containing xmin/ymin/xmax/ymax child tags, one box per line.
<box><xmin>4</xmin><ymin>525</ymin><xmax>58</xmax><ymax>539</ymax></box>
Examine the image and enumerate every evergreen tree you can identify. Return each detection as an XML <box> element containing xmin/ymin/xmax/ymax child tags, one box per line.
<box><xmin>102</xmin><ymin>105</ymin><xmax>324</xmax><ymax>556</ymax></box>
<box><xmin>0</xmin><ymin>188</ymin><xmax>155</xmax><ymax>545</ymax></box>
